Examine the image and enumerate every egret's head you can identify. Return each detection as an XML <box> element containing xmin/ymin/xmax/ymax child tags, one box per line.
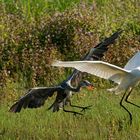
<box><xmin>80</xmin><ymin>80</ymin><xmax>94</xmax><ymax>90</ymax></box>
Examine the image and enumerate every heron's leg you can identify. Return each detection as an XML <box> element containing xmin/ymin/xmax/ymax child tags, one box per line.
<box><xmin>63</xmin><ymin>106</ymin><xmax>83</xmax><ymax>115</ymax></box>
<box><xmin>120</xmin><ymin>91</ymin><xmax>132</xmax><ymax>125</ymax></box>
<box><xmin>69</xmin><ymin>101</ymin><xmax>92</xmax><ymax>112</ymax></box>
<box><xmin>125</xmin><ymin>88</ymin><xmax>140</xmax><ymax>108</ymax></box>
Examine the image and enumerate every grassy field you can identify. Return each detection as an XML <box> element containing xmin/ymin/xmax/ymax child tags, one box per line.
<box><xmin>0</xmin><ymin>0</ymin><xmax>140</xmax><ymax>139</ymax></box>
<box><xmin>1</xmin><ymin>88</ymin><xmax>140</xmax><ymax>140</ymax></box>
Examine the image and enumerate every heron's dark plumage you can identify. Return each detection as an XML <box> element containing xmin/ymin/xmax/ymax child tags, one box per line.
<box><xmin>9</xmin><ymin>81</ymin><xmax>92</xmax><ymax>113</ymax></box>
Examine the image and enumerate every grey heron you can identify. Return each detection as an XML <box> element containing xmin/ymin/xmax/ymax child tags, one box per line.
<box><xmin>9</xmin><ymin>80</ymin><xmax>93</xmax><ymax>115</ymax></box>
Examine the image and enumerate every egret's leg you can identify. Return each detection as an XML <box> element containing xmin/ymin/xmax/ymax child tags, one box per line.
<box><xmin>125</xmin><ymin>88</ymin><xmax>140</xmax><ymax>108</ymax></box>
<box><xmin>120</xmin><ymin>91</ymin><xmax>132</xmax><ymax>125</ymax></box>
<box><xmin>69</xmin><ymin>101</ymin><xmax>92</xmax><ymax>112</ymax></box>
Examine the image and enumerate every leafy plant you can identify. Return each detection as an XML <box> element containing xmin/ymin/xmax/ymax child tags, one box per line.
<box><xmin>0</xmin><ymin>0</ymin><xmax>139</xmax><ymax>99</ymax></box>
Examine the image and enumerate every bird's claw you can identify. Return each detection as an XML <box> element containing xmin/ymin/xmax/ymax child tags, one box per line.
<box><xmin>80</xmin><ymin>105</ymin><xmax>93</xmax><ymax>112</ymax></box>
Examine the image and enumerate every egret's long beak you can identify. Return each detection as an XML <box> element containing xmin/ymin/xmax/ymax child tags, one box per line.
<box><xmin>87</xmin><ymin>85</ymin><xmax>94</xmax><ymax>91</ymax></box>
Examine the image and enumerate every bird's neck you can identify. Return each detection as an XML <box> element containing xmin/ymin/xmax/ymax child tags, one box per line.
<box><xmin>70</xmin><ymin>84</ymin><xmax>82</xmax><ymax>92</ymax></box>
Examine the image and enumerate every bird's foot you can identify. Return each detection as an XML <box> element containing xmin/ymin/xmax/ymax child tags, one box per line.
<box><xmin>63</xmin><ymin>108</ymin><xmax>83</xmax><ymax>116</ymax></box>
<box><xmin>80</xmin><ymin>105</ymin><xmax>93</xmax><ymax>112</ymax></box>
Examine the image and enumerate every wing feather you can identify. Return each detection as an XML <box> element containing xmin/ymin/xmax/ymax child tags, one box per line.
<box><xmin>9</xmin><ymin>86</ymin><xmax>61</xmax><ymax>113</ymax></box>
<box><xmin>124</xmin><ymin>51</ymin><xmax>140</xmax><ymax>70</ymax></box>
<box><xmin>66</xmin><ymin>30</ymin><xmax>123</xmax><ymax>85</ymax></box>
<box><xmin>52</xmin><ymin>60</ymin><xmax>131</xmax><ymax>84</ymax></box>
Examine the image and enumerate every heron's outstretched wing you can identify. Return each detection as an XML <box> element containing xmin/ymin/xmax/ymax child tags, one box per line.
<box><xmin>52</xmin><ymin>60</ymin><xmax>130</xmax><ymax>84</ymax></box>
<box><xmin>66</xmin><ymin>30</ymin><xmax>123</xmax><ymax>85</ymax></box>
<box><xmin>9</xmin><ymin>86</ymin><xmax>61</xmax><ymax>113</ymax></box>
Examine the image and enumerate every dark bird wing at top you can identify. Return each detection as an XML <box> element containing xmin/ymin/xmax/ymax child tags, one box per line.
<box><xmin>67</xmin><ymin>30</ymin><xmax>123</xmax><ymax>85</ymax></box>
<box><xmin>9</xmin><ymin>86</ymin><xmax>61</xmax><ymax>113</ymax></box>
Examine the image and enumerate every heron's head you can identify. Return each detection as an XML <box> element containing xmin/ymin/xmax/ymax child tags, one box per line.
<box><xmin>80</xmin><ymin>80</ymin><xmax>94</xmax><ymax>90</ymax></box>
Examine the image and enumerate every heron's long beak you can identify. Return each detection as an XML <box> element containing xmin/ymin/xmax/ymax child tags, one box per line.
<box><xmin>87</xmin><ymin>85</ymin><xmax>94</xmax><ymax>91</ymax></box>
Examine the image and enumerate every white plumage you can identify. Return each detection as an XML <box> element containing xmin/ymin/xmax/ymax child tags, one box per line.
<box><xmin>52</xmin><ymin>51</ymin><xmax>140</xmax><ymax>94</ymax></box>
<box><xmin>124</xmin><ymin>51</ymin><xmax>140</xmax><ymax>71</ymax></box>
<box><xmin>52</xmin><ymin>51</ymin><xmax>140</xmax><ymax>125</ymax></box>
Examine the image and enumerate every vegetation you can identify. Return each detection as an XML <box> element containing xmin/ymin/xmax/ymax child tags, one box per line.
<box><xmin>1</xmin><ymin>89</ymin><xmax>140</xmax><ymax>139</ymax></box>
<box><xmin>0</xmin><ymin>0</ymin><xmax>140</xmax><ymax>139</ymax></box>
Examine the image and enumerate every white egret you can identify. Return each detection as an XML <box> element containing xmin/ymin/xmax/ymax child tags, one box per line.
<box><xmin>52</xmin><ymin>51</ymin><xmax>140</xmax><ymax>124</ymax></box>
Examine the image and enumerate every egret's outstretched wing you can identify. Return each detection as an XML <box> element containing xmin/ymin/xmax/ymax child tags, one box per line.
<box><xmin>124</xmin><ymin>51</ymin><xmax>140</xmax><ymax>71</ymax></box>
<box><xmin>9</xmin><ymin>86</ymin><xmax>61</xmax><ymax>113</ymax></box>
<box><xmin>52</xmin><ymin>60</ymin><xmax>130</xmax><ymax>84</ymax></box>
<box><xmin>66</xmin><ymin>30</ymin><xmax>123</xmax><ymax>85</ymax></box>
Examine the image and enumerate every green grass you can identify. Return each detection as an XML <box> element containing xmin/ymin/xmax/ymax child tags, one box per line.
<box><xmin>1</xmin><ymin>88</ymin><xmax>140</xmax><ymax>140</ymax></box>
<box><xmin>0</xmin><ymin>0</ymin><xmax>82</xmax><ymax>20</ymax></box>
